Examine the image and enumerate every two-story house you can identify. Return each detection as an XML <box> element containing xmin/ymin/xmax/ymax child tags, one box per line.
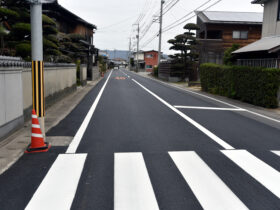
<box><xmin>144</xmin><ymin>50</ymin><xmax>159</xmax><ymax>72</ymax></box>
<box><xmin>196</xmin><ymin>11</ymin><xmax>263</xmax><ymax>64</ymax></box>
<box><xmin>234</xmin><ymin>0</ymin><xmax>280</xmax><ymax>68</ymax></box>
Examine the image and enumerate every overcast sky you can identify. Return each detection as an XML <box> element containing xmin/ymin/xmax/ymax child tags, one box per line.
<box><xmin>58</xmin><ymin>0</ymin><xmax>263</xmax><ymax>54</ymax></box>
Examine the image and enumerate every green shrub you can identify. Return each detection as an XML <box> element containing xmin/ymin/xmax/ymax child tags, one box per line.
<box><xmin>15</xmin><ymin>43</ymin><xmax>31</xmax><ymax>59</ymax></box>
<box><xmin>12</xmin><ymin>23</ymin><xmax>31</xmax><ymax>33</ymax></box>
<box><xmin>200</xmin><ymin>63</ymin><xmax>280</xmax><ymax>108</ymax></box>
<box><xmin>42</xmin><ymin>14</ymin><xmax>56</xmax><ymax>26</ymax></box>
<box><xmin>153</xmin><ymin>66</ymin><xmax>158</xmax><ymax>77</ymax></box>
<box><xmin>0</xmin><ymin>7</ymin><xmax>19</xmax><ymax>18</ymax></box>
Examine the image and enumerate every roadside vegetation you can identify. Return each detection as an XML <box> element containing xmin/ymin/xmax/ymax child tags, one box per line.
<box><xmin>0</xmin><ymin>0</ymin><xmax>88</xmax><ymax>63</ymax></box>
<box><xmin>167</xmin><ymin>23</ymin><xmax>200</xmax><ymax>81</ymax></box>
<box><xmin>200</xmin><ymin>63</ymin><xmax>280</xmax><ymax>108</ymax></box>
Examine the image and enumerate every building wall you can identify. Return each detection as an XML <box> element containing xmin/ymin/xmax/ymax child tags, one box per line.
<box><xmin>262</xmin><ymin>0</ymin><xmax>280</xmax><ymax>37</ymax></box>
<box><xmin>144</xmin><ymin>51</ymin><xmax>158</xmax><ymax>72</ymax></box>
<box><xmin>134</xmin><ymin>53</ymin><xmax>145</xmax><ymax>61</ymax></box>
<box><xmin>205</xmin><ymin>24</ymin><xmax>262</xmax><ymax>48</ymax></box>
<box><xmin>197</xmin><ymin>19</ymin><xmax>262</xmax><ymax>64</ymax></box>
<box><xmin>0</xmin><ymin>68</ymin><xmax>24</xmax><ymax>141</ymax></box>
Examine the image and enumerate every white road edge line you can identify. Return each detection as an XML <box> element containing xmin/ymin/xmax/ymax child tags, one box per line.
<box><xmin>174</xmin><ymin>106</ymin><xmax>246</xmax><ymax>111</ymax></box>
<box><xmin>127</xmin><ymin>70</ymin><xmax>280</xmax><ymax>124</ymax></box>
<box><xmin>66</xmin><ymin>71</ymin><xmax>113</xmax><ymax>154</ymax></box>
<box><xmin>272</xmin><ymin>151</ymin><xmax>280</xmax><ymax>157</ymax></box>
<box><xmin>25</xmin><ymin>154</ymin><xmax>87</xmax><ymax>210</ymax></box>
<box><xmin>222</xmin><ymin>150</ymin><xmax>280</xmax><ymax>199</ymax></box>
<box><xmin>132</xmin><ymin>79</ymin><xmax>234</xmax><ymax>150</ymax></box>
<box><xmin>114</xmin><ymin>152</ymin><xmax>159</xmax><ymax>210</ymax></box>
<box><xmin>169</xmin><ymin>151</ymin><xmax>248</xmax><ymax>210</ymax></box>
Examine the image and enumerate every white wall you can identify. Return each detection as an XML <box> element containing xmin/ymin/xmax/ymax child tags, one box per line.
<box><xmin>0</xmin><ymin>68</ymin><xmax>23</xmax><ymax>127</ymax></box>
<box><xmin>22</xmin><ymin>66</ymin><xmax>76</xmax><ymax>110</ymax></box>
<box><xmin>1</xmin><ymin>65</ymin><xmax>76</xmax><ymax>140</ymax></box>
<box><xmin>262</xmin><ymin>0</ymin><xmax>280</xmax><ymax>37</ymax></box>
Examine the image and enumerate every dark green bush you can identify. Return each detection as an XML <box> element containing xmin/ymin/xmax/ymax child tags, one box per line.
<box><xmin>200</xmin><ymin>63</ymin><xmax>280</xmax><ymax>108</ymax></box>
<box><xmin>15</xmin><ymin>43</ymin><xmax>31</xmax><ymax>60</ymax></box>
<box><xmin>153</xmin><ymin>66</ymin><xmax>158</xmax><ymax>77</ymax></box>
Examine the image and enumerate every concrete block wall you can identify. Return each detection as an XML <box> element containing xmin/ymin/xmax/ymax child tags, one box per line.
<box><xmin>0</xmin><ymin>67</ymin><xmax>24</xmax><ymax>141</ymax></box>
<box><xmin>0</xmin><ymin>64</ymin><xmax>77</xmax><ymax>141</ymax></box>
<box><xmin>22</xmin><ymin>66</ymin><xmax>77</xmax><ymax>120</ymax></box>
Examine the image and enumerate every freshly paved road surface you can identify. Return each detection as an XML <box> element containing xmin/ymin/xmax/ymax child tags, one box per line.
<box><xmin>1</xmin><ymin>69</ymin><xmax>280</xmax><ymax>210</ymax></box>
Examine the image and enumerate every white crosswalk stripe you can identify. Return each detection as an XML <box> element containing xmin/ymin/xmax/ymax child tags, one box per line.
<box><xmin>169</xmin><ymin>151</ymin><xmax>248</xmax><ymax>210</ymax></box>
<box><xmin>114</xmin><ymin>153</ymin><xmax>159</xmax><ymax>210</ymax></box>
<box><xmin>222</xmin><ymin>150</ymin><xmax>280</xmax><ymax>199</ymax></box>
<box><xmin>25</xmin><ymin>150</ymin><xmax>280</xmax><ymax>210</ymax></box>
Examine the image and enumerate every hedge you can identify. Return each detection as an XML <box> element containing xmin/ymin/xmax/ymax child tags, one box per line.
<box><xmin>200</xmin><ymin>63</ymin><xmax>280</xmax><ymax>108</ymax></box>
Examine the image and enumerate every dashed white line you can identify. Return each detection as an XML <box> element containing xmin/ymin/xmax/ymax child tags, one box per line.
<box><xmin>222</xmin><ymin>150</ymin><xmax>280</xmax><ymax>198</ymax></box>
<box><xmin>132</xmin><ymin>78</ymin><xmax>234</xmax><ymax>150</ymax></box>
<box><xmin>66</xmin><ymin>71</ymin><xmax>113</xmax><ymax>153</ymax></box>
<box><xmin>169</xmin><ymin>151</ymin><xmax>248</xmax><ymax>210</ymax></box>
<box><xmin>25</xmin><ymin>154</ymin><xmax>87</xmax><ymax>210</ymax></box>
<box><xmin>114</xmin><ymin>153</ymin><xmax>159</xmax><ymax>210</ymax></box>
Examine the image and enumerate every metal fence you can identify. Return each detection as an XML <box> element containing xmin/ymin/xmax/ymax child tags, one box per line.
<box><xmin>237</xmin><ymin>58</ymin><xmax>279</xmax><ymax>69</ymax></box>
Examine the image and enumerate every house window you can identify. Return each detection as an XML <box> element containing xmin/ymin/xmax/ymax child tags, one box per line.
<box><xmin>146</xmin><ymin>54</ymin><xmax>153</xmax><ymax>58</ymax></box>
<box><xmin>240</xmin><ymin>31</ymin><xmax>248</xmax><ymax>39</ymax></box>
<box><xmin>146</xmin><ymin>65</ymin><xmax>153</xmax><ymax>69</ymax></box>
<box><xmin>233</xmin><ymin>31</ymin><xmax>248</xmax><ymax>39</ymax></box>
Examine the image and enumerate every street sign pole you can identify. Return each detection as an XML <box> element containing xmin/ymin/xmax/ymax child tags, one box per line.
<box><xmin>30</xmin><ymin>1</ymin><xmax>46</xmax><ymax>138</ymax></box>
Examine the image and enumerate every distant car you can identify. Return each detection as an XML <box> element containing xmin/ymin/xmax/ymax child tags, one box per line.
<box><xmin>114</xmin><ymin>66</ymin><xmax>119</xmax><ymax>70</ymax></box>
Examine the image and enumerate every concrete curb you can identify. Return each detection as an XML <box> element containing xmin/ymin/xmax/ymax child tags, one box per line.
<box><xmin>0</xmin><ymin>78</ymin><xmax>103</xmax><ymax>175</ymax></box>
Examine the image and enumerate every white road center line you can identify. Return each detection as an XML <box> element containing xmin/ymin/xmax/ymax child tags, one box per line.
<box><xmin>66</xmin><ymin>71</ymin><xmax>113</xmax><ymax>154</ymax></box>
<box><xmin>222</xmin><ymin>150</ymin><xmax>280</xmax><ymax>198</ymax></box>
<box><xmin>272</xmin><ymin>151</ymin><xmax>280</xmax><ymax>157</ymax></box>
<box><xmin>132</xmin><ymin>79</ymin><xmax>234</xmax><ymax>150</ymax></box>
<box><xmin>114</xmin><ymin>153</ymin><xmax>159</xmax><ymax>210</ymax></box>
<box><xmin>174</xmin><ymin>106</ymin><xmax>246</xmax><ymax>111</ymax></box>
<box><xmin>25</xmin><ymin>154</ymin><xmax>87</xmax><ymax>210</ymax></box>
<box><xmin>169</xmin><ymin>151</ymin><xmax>248</xmax><ymax>210</ymax></box>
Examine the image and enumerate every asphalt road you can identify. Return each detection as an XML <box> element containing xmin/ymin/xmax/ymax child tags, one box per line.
<box><xmin>1</xmin><ymin>68</ymin><xmax>280</xmax><ymax>210</ymax></box>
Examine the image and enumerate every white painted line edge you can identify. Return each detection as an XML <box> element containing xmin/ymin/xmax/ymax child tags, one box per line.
<box><xmin>128</xmin><ymin>70</ymin><xmax>280</xmax><ymax>124</ymax></box>
<box><xmin>174</xmin><ymin>106</ymin><xmax>246</xmax><ymax>111</ymax></box>
<box><xmin>132</xmin><ymin>78</ymin><xmax>234</xmax><ymax>150</ymax></box>
<box><xmin>272</xmin><ymin>151</ymin><xmax>280</xmax><ymax>157</ymax></box>
<box><xmin>114</xmin><ymin>152</ymin><xmax>159</xmax><ymax>210</ymax></box>
<box><xmin>66</xmin><ymin>71</ymin><xmax>113</xmax><ymax>154</ymax></box>
<box><xmin>169</xmin><ymin>151</ymin><xmax>248</xmax><ymax>210</ymax></box>
<box><xmin>222</xmin><ymin>150</ymin><xmax>280</xmax><ymax>199</ymax></box>
<box><xmin>25</xmin><ymin>154</ymin><xmax>87</xmax><ymax>210</ymax></box>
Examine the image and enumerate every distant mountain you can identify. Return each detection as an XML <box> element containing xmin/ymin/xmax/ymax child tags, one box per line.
<box><xmin>100</xmin><ymin>50</ymin><xmax>130</xmax><ymax>61</ymax></box>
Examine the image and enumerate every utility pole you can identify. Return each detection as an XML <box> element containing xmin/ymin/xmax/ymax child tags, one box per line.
<box><xmin>30</xmin><ymin>0</ymin><xmax>45</xmax><ymax>137</ymax></box>
<box><xmin>134</xmin><ymin>23</ymin><xmax>140</xmax><ymax>72</ymax></box>
<box><xmin>158</xmin><ymin>0</ymin><xmax>164</xmax><ymax>66</ymax></box>
<box><xmin>128</xmin><ymin>37</ymin><xmax>131</xmax><ymax>69</ymax></box>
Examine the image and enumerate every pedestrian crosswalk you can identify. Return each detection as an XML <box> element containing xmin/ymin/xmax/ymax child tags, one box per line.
<box><xmin>113</xmin><ymin>150</ymin><xmax>280</xmax><ymax>210</ymax></box>
<box><xmin>25</xmin><ymin>150</ymin><xmax>280</xmax><ymax>210</ymax></box>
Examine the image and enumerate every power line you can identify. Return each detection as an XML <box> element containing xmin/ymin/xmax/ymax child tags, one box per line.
<box><xmin>99</xmin><ymin>15</ymin><xmax>138</xmax><ymax>30</ymax></box>
<box><xmin>163</xmin><ymin>0</ymin><xmax>223</xmax><ymax>33</ymax></box>
<box><xmin>141</xmin><ymin>0</ymin><xmax>223</xmax><ymax>49</ymax></box>
<box><xmin>162</xmin><ymin>0</ymin><xmax>213</xmax><ymax>31</ymax></box>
